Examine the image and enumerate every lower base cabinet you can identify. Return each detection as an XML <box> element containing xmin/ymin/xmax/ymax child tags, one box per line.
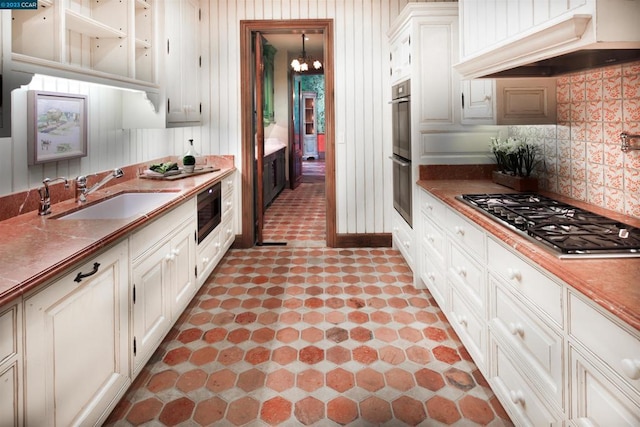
<box><xmin>23</xmin><ymin>240</ymin><xmax>130</xmax><ymax>426</ymax></box>
<box><xmin>0</xmin><ymin>302</ymin><xmax>22</xmax><ymax>427</ymax></box>
<box><xmin>417</xmin><ymin>187</ymin><xmax>640</xmax><ymax>427</ymax></box>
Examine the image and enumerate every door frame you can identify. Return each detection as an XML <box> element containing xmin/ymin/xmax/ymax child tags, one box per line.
<box><xmin>239</xmin><ymin>19</ymin><xmax>336</xmax><ymax>248</ymax></box>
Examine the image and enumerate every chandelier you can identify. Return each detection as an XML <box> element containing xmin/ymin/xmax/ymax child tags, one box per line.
<box><xmin>290</xmin><ymin>34</ymin><xmax>322</xmax><ymax>72</ymax></box>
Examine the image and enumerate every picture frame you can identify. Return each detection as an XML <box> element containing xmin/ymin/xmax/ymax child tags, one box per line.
<box><xmin>27</xmin><ymin>90</ymin><xmax>88</xmax><ymax>165</ymax></box>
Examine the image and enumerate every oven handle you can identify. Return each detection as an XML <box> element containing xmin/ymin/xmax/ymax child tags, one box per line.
<box><xmin>389</xmin><ymin>156</ymin><xmax>410</xmax><ymax>167</ymax></box>
<box><xmin>388</xmin><ymin>97</ymin><xmax>410</xmax><ymax>104</ymax></box>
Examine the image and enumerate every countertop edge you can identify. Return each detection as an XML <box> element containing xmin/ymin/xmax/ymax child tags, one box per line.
<box><xmin>417</xmin><ymin>179</ymin><xmax>640</xmax><ymax>331</ymax></box>
<box><xmin>0</xmin><ymin>167</ymin><xmax>236</xmax><ymax>307</ymax></box>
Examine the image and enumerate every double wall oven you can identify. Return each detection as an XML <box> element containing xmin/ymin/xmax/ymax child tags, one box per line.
<box><xmin>390</xmin><ymin>80</ymin><xmax>412</xmax><ymax>227</ymax></box>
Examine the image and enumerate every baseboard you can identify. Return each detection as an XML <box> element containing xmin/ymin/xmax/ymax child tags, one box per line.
<box><xmin>334</xmin><ymin>233</ymin><xmax>392</xmax><ymax>248</ymax></box>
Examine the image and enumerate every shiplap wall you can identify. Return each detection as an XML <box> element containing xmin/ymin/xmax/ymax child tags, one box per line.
<box><xmin>207</xmin><ymin>0</ymin><xmax>445</xmax><ymax>234</ymax></box>
<box><xmin>0</xmin><ymin>0</ymin><xmax>452</xmax><ymax>237</ymax></box>
<box><xmin>0</xmin><ymin>74</ymin><xmax>203</xmax><ymax>195</ymax></box>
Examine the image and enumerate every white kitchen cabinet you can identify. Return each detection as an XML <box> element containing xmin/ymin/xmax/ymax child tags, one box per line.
<box><xmin>197</xmin><ymin>171</ymin><xmax>236</xmax><ymax>287</ymax></box>
<box><xmin>456</xmin><ymin>0</ymin><xmax>640</xmax><ymax>79</ymax></box>
<box><xmin>164</xmin><ymin>0</ymin><xmax>202</xmax><ymax>126</ymax></box>
<box><xmin>461</xmin><ymin>78</ymin><xmax>557</xmax><ymax>125</ymax></box>
<box><xmin>130</xmin><ymin>199</ymin><xmax>196</xmax><ymax>375</ymax></box>
<box><xmin>389</xmin><ymin>25</ymin><xmax>411</xmax><ymax>84</ymax></box>
<box><xmin>568</xmin><ymin>292</ymin><xmax>640</xmax><ymax>426</ymax></box>
<box><xmin>8</xmin><ymin>0</ymin><xmax>159</xmax><ymax>94</ymax></box>
<box><xmin>392</xmin><ymin>210</ymin><xmax>415</xmax><ymax>272</ymax></box>
<box><xmin>23</xmin><ymin>240</ymin><xmax>130</xmax><ymax>427</ymax></box>
<box><xmin>0</xmin><ymin>301</ymin><xmax>22</xmax><ymax>427</ymax></box>
<box><xmin>417</xmin><ymin>186</ymin><xmax>640</xmax><ymax>425</ymax></box>
<box><xmin>460</xmin><ymin>79</ymin><xmax>495</xmax><ymax>124</ymax></box>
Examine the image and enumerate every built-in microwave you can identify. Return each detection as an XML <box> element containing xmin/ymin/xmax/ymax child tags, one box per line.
<box><xmin>197</xmin><ymin>182</ymin><xmax>221</xmax><ymax>244</ymax></box>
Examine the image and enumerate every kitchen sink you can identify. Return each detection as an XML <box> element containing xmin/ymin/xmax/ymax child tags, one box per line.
<box><xmin>56</xmin><ymin>192</ymin><xmax>178</xmax><ymax>220</ymax></box>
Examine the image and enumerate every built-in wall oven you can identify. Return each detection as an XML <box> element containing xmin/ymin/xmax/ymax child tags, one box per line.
<box><xmin>197</xmin><ymin>181</ymin><xmax>221</xmax><ymax>244</ymax></box>
<box><xmin>390</xmin><ymin>80</ymin><xmax>412</xmax><ymax>227</ymax></box>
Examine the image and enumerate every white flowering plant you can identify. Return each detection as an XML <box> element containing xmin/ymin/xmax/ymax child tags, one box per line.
<box><xmin>490</xmin><ymin>137</ymin><xmax>540</xmax><ymax>178</ymax></box>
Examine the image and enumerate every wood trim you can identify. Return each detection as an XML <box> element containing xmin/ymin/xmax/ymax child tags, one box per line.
<box><xmin>334</xmin><ymin>233</ymin><xmax>392</xmax><ymax>248</ymax></box>
<box><xmin>239</xmin><ymin>19</ymin><xmax>336</xmax><ymax>248</ymax></box>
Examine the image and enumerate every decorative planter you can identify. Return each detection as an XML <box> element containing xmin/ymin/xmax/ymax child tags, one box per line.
<box><xmin>492</xmin><ymin>170</ymin><xmax>538</xmax><ymax>192</ymax></box>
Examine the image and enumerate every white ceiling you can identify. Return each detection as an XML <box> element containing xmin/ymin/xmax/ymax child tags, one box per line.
<box><xmin>262</xmin><ymin>33</ymin><xmax>324</xmax><ymax>58</ymax></box>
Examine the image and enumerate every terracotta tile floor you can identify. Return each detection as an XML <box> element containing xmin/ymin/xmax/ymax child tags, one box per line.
<box><xmin>105</xmin><ymin>167</ymin><xmax>513</xmax><ymax>426</ymax></box>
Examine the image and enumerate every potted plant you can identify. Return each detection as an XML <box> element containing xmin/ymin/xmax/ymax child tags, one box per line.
<box><xmin>182</xmin><ymin>154</ymin><xmax>196</xmax><ymax>173</ymax></box>
<box><xmin>490</xmin><ymin>137</ymin><xmax>540</xmax><ymax>191</ymax></box>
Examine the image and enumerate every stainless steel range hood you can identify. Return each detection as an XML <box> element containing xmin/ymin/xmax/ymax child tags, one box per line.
<box><xmin>455</xmin><ymin>8</ymin><xmax>640</xmax><ymax>79</ymax></box>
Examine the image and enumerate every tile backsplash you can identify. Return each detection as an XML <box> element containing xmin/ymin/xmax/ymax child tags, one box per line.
<box><xmin>511</xmin><ymin>60</ymin><xmax>640</xmax><ymax>220</ymax></box>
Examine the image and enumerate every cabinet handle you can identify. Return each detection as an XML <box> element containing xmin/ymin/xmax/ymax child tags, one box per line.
<box><xmin>74</xmin><ymin>262</ymin><xmax>101</xmax><ymax>283</ymax></box>
<box><xmin>509</xmin><ymin>390</ymin><xmax>525</xmax><ymax>405</ymax></box>
<box><xmin>509</xmin><ymin>322</ymin><xmax>524</xmax><ymax>337</ymax></box>
<box><xmin>621</xmin><ymin>358</ymin><xmax>640</xmax><ymax>380</ymax></box>
<box><xmin>507</xmin><ymin>268</ymin><xmax>522</xmax><ymax>281</ymax></box>
<box><xmin>454</xmin><ymin>226</ymin><xmax>465</xmax><ymax>236</ymax></box>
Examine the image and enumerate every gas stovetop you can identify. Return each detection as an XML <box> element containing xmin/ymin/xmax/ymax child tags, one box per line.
<box><xmin>458</xmin><ymin>193</ymin><xmax>640</xmax><ymax>258</ymax></box>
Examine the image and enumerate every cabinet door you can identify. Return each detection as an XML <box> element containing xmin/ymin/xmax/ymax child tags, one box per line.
<box><xmin>132</xmin><ymin>241</ymin><xmax>172</xmax><ymax>375</ymax></box>
<box><xmin>0</xmin><ymin>303</ymin><xmax>21</xmax><ymax>427</ymax></box>
<box><xmin>24</xmin><ymin>242</ymin><xmax>129</xmax><ymax>427</ymax></box>
<box><xmin>461</xmin><ymin>79</ymin><xmax>495</xmax><ymax>124</ymax></box>
<box><xmin>165</xmin><ymin>0</ymin><xmax>201</xmax><ymax>125</ymax></box>
<box><xmin>390</xmin><ymin>29</ymin><xmax>411</xmax><ymax>83</ymax></box>
<box><xmin>496</xmin><ymin>78</ymin><xmax>557</xmax><ymax>125</ymax></box>
<box><xmin>169</xmin><ymin>221</ymin><xmax>197</xmax><ymax>319</ymax></box>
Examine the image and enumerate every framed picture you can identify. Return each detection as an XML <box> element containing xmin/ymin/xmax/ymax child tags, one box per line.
<box><xmin>27</xmin><ymin>91</ymin><xmax>88</xmax><ymax>165</ymax></box>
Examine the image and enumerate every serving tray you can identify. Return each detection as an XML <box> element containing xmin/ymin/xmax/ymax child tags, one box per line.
<box><xmin>140</xmin><ymin>166</ymin><xmax>220</xmax><ymax>180</ymax></box>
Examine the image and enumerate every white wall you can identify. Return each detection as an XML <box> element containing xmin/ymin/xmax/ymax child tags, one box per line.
<box><xmin>0</xmin><ymin>75</ymin><xmax>203</xmax><ymax>196</ymax></box>
<box><xmin>0</xmin><ymin>0</ymin><xmax>449</xmax><ymax>237</ymax></box>
<box><xmin>207</xmin><ymin>0</ymin><xmax>442</xmax><ymax>234</ymax></box>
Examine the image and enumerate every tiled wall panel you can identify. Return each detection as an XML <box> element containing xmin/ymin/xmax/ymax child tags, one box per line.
<box><xmin>511</xmin><ymin>60</ymin><xmax>640</xmax><ymax>219</ymax></box>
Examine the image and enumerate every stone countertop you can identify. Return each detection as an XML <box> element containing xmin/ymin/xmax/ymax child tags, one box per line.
<box><xmin>417</xmin><ymin>177</ymin><xmax>640</xmax><ymax>331</ymax></box>
<box><xmin>0</xmin><ymin>160</ymin><xmax>236</xmax><ymax>307</ymax></box>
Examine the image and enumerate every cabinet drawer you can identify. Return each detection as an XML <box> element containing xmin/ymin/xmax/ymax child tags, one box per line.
<box><xmin>393</xmin><ymin>216</ymin><xmax>414</xmax><ymax>270</ymax></box>
<box><xmin>448</xmin><ymin>242</ymin><xmax>485</xmax><ymax>311</ymax></box>
<box><xmin>131</xmin><ymin>198</ymin><xmax>195</xmax><ymax>260</ymax></box>
<box><xmin>569</xmin><ymin>345</ymin><xmax>640</xmax><ymax>427</ymax></box>
<box><xmin>0</xmin><ymin>305</ymin><xmax>18</xmax><ymax>365</ymax></box>
<box><xmin>421</xmin><ymin>214</ymin><xmax>445</xmax><ymax>263</ymax></box>
<box><xmin>220</xmin><ymin>215</ymin><xmax>235</xmax><ymax>251</ymax></box>
<box><xmin>420</xmin><ymin>189</ymin><xmax>447</xmax><ymax>224</ymax></box>
<box><xmin>450</xmin><ymin>288</ymin><xmax>486</xmax><ymax>369</ymax></box>
<box><xmin>222</xmin><ymin>187</ymin><xmax>233</xmax><ymax>220</ymax></box>
<box><xmin>222</xmin><ymin>174</ymin><xmax>234</xmax><ymax>197</ymax></box>
<box><xmin>491</xmin><ymin>344</ymin><xmax>562</xmax><ymax>427</ymax></box>
<box><xmin>569</xmin><ymin>292</ymin><xmax>640</xmax><ymax>394</ymax></box>
<box><xmin>488</xmin><ymin>238</ymin><xmax>563</xmax><ymax>327</ymax></box>
<box><xmin>197</xmin><ymin>227</ymin><xmax>222</xmax><ymax>282</ymax></box>
<box><xmin>445</xmin><ymin>208</ymin><xmax>486</xmax><ymax>261</ymax></box>
<box><xmin>491</xmin><ymin>280</ymin><xmax>563</xmax><ymax>407</ymax></box>
<box><xmin>420</xmin><ymin>245</ymin><xmax>447</xmax><ymax>310</ymax></box>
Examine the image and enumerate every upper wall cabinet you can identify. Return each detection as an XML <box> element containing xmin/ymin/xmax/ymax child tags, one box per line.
<box><xmin>164</xmin><ymin>0</ymin><xmax>201</xmax><ymax>127</ymax></box>
<box><xmin>456</xmin><ymin>0</ymin><xmax>640</xmax><ymax>79</ymax></box>
<box><xmin>9</xmin><ymin>0</ymin><xmax>159</xmax><ymax>95</ymax></box>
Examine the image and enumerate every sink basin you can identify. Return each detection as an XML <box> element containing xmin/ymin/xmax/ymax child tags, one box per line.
<box><xmin>56</xmin><ymin>192</ymin><xmax>177</xmax><ymax>220</ymax></box>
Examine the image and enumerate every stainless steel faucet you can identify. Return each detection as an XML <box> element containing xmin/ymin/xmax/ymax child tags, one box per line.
<box><xmin>76</xmin><ymin>168</ymin><xmax>124</xmax><ymax>203</ymax></box>
<box><xmin>38</xmin><ymin>177</ymin><xmax>69</xmax><ymax>216</ymax></box>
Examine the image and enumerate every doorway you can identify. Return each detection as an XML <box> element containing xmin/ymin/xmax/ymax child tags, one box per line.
<box><xmin>239</xmin><ymin>20</ymin><xmax>335</xmax><ymax>248</ymax></box>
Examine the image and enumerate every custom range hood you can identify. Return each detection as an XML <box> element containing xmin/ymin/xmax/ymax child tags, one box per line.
<box><xmin>455</xmin><ymin>2</ymin><xmax>640</xmax><ymax>79</ymax></box>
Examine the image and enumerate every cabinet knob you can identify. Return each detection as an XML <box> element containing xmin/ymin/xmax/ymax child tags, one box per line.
<box><xmin>509</xmin><ymin>390</ymin><xmax>525</xmax><ymax>405</ymax></box>
<box><xmin>509</xmin><ymin>322</ymin><xmax>524</xmax><ymax>337</ymax></box>
<box><xmin>456</xmin><ymin>266</ymin><xmax>467</xmax><ymax>277</ymax></box>
<box><xmin>403</xmin><ymin>240</ymin><xmax>410</xmax><ymax>248</ymax></box>
<box><xmin>621</xmin><ymin>358</ymin><xmax>640</xmax><ymax>380</ymax></box>
<box><xmin>165</xmin><ymin>253</ymin><xmax>175</xmax><ymax>261</ymax></box>
<box><xmin>427</xmin><ymin>272</ymin><xmax>436</xmax><ymax>281</ymax></box>
<box><xmin>454</xmin><ymin>226</ymin><xmax>465</xmax><ymax>236</ymax></box>
<box><xmin>425</xmin><ymin>203</ymin><xmax>433</xmax><ymax>211</ymax></box>
<box><xmin>458</xmin><ymin>314</ymin><xmax>468</xmax><ymax>327</ymax></box>
<box><xmin>426</xmin><ymin>234</ymin><xmax>435</xmax><ymax>243</ymax></box>
<box><xmin>507</xmin><ymin>268</ymin><xmax>522</xmax><ymax>281</ymax></box>
<box><xmin>203</xmin><ymin>256</ymin><xmax>210</xmax><ymax>263</ymax></box>
<box><xmin>172</xmin><ymin>248</ymin><xmax>180</xmax><ymax>256</ymax></box>
<box><xmin>226</xmin><ymin>201</ymin><xmax>232</xmax><ymax>207</ymax></box>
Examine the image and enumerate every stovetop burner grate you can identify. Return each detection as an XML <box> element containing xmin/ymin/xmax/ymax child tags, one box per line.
<box><xmin>460</xmin><ymin>193</ymin><xmax>640</xmax><ymax>257</ymax></box>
